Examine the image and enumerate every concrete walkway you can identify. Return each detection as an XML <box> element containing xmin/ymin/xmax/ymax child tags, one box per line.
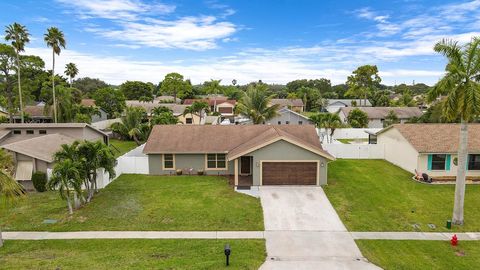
<box><xmin>351</xmin><ymin>232</ymin><xmax>480</xmax><ymax>240</ymax></box>
<box><xmin>258</xmin><ymin>186</ymin><xmax>381</xmax><ymax>270</ymax></box>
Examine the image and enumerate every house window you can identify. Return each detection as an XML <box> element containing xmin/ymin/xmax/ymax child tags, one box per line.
<box><xmin>186</xmin><ymin>118</ymin><xmax>193</xmax><ymax>124</ymax></box>
<box><xmin>277</xmin><ymin>121</ymin><xmax>281</xmax><ymax>125</ymax></box>
<box><xmin>163</xmin><ymin>154</ymin><xmax>174</xmax><ymax>169</ymax></box>
<box><xmin>207</xmin><ymin>153</ymin><xmax>226</xmax><ymax>169</ymax></box>
<box><xmin>285</xmin><ymin>121</ymin><xmax>290</xmax><ymax>125</ymax></box>
<box><xmin>13</xmin><ymin>130</ymin><xmax>21</xmax><ymax>135</ymax></box>
<box><xmin>468</xmin><ymin>154</ymin><xmax>480</xmax><ymax>170</ymax></box>
<box><xmin>431</xmin><ymin>154</ymin><xmax>447</xmax><ymax>170</ymax></box>
<box><xmin>298</xmin><ymin>121</ymin><xmax>303</xmax><ymax>125</ymax></box>
<box><xmin>39</xmin><ymin>130</ymin><xmax>47</xmax><ymax>134</ymax></box>
<box><xmin>26</xmin><ymin>130</ymin><xmax>34</xmax><ymax>135</ymax></box>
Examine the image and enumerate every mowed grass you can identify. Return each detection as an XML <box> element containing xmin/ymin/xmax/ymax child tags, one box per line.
<box><xmin>109</xmin><ymin>139</ymin><xmax>138</xmax><ymax>157</ymax></box>
<box><xmin>324</xmin><ymin>159</ymin><xmax>480</xmax><ymax>232</ymax></box>
<box><xmin>0</xmin><ymin>175</ymin><xmax>264</xmax><ymax>231</ymax></box>
<box><xmin>0</xmin><ymin>239</ymin><xmax>266</xmax><ymax>270</ymax></box>
<box><xmin>357</xmin><ymin>240</ymin><xmax>480</xmax><ymax>270</ymax></box>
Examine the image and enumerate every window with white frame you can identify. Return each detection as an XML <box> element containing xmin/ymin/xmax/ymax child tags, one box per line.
<box><xmin>163</xmin><ymin>154</ymin><xmax>174</xmax><ymax>169</ymax></box>
<box><xmin>207</xmin><ymin>154</ymin><xmax>226</xmax><ymax>169</ymax></box>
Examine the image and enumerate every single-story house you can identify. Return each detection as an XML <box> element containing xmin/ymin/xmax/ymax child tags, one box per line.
<box><xmin>269</xmin><ymin>99</ymin><xmax>304</xmax><ymax>112</ymax></box>
<box><xmin>183</xmin><ymin>98</ymin><xmax>236</xmax><ymax>121</ymax></box>
<box><xmin>125</xmin><ymin>100</ymin><xmax>202</xmax><ymax>124</ymax></box>
<box><xmin>265</xmin><ymin>107</ymin><xmax>313</xmax><ymax>125</ymax></box>
<box><xmin>325</xmin><ymin>99</ymin><xmax>371</xmax><ymax>113</ymax></box>
<box><xmin>377</xmin><ymin>124</ymin><xmax>480</xmax><ymax>181</ymax></box>
<box><xmin>80</xmin><ymin>99</ymin><xmax>108</xmax><ymax>123</ymax></box>
<box><xmin>13</xmin><ymin>105</ymin><xmax>53</xmax><ymax>123</ymax></box>
<box><xmin>143</xmin><ymin>125</ymin><xmax>334</xmax><ymax>187</ymax></box>
<box><xmin>339</xmin><ymin>107</ymin><xmax>423</xmax><ymax>128</ymax></box>
<box><xmin>0</xmin><ymin>123</ymin><xmax>108</xmax><ymax>182</ymax></box>
<box><xmin>154</xmin><ymin>95</ymin><xmax>181</xmax><ymax>103</ymax></box>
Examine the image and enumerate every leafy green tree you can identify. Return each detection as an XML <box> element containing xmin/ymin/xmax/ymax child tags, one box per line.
<box><xmin>5</xmin><ymin>23</ymin><xmax>30</xmax><ymax>123</ymax></box>
<box><xmin>152</xmin><ymin>111</ymin><xmax>179</xmax><ymax>125</ymax></box>
<box><xmin>383</xmin><ymin>110</ymin><xmax>399</xmax><ymax>127</ymax></box>
<box><xmin>371</xmin><ymin>90</ymin><xmax>391</xmax><ymax>107</ymax></box>
<box><xmin>297</xmin><ymin>86</ymin><xmax>321</xmax><ymax>111</ymax></box>
<box><xmin>44</xmin><ymin>27</ymin><xmax>66</xmax><ymax>123</ymax></box>
<box><xmin>72</xmin><ymin>77</ymin><xmax>109</xmax><ymax>97</ymax></box>
<box><xmin>397</xmin><ymin>89</ymin><xmax>415</xmax><ymax>107</ymax></box>
<box><xmin>236</xmin><ymin>84</ymin><xmax>279</xmax><ymax>124</ymax></box>
<box><xmin>19</xmin><ymin>55</ymin><xmax>47</xmax><ymax>101</ymax></box>
<box><xmin>92</xmin><ymin>87</ymin><xmax>126</xmax><ymax>118</ymax></box>
<box><xmin>160</xmin><ymin>73</ymin><xmax>191</xmax><ymax>102</ymax></box>
<box><xmin>120</xmin><ymin>80</ymin><xmax>154</xmax><ymax>100</ymax></box>
<box><xmin>332</xmin><ymin>84</ymin><xmax>348</xmax><ymax>98</ymax></box>
<box><xmin>64</xmin><ymin>62</ymin><xmax>78</xmax><ymax>87</ymax></box>
<box><xmin>427</xmin><ymin>38</ymin><xmax>480</xmax><ymax>225</ymax></box>
<box><xmin>204</xmin><ymin>79</ymin><xmax>223</xmax><ymax>111</ymax></box>
<box><xmin>44</xmin><ymin>85</ymin><xmax>74</xmax><ymax>123</ymax></box>
<box><xmin>0</xmin><ymin>44</ymin><xmax>16</xmax><ymax>122</ymax></box>
<box><xmin>111</xmin><ymin>106</ymin><xmax>149</xmax><ymax>145</ymax></box>
<box><xmin>346</xmin><ymin>65</ymin><xmax>381</xmax><ymax>106</ymax></box>
<box><xmin>347</xmin><ymin>108</ymin><xmax>369</xmax><ymax>128</ymax></box>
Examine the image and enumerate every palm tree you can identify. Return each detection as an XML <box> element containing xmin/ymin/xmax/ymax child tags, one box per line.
<box><xmin>48</xmin><ymin>159</ymin><xmax>82</xmax><ymax>214</ymax></box>
<box><xmin>204</xmin><ymin>79</ymin><xmax>222</xmax><ymax>112</ymax></box>
<box><xmin>427</xmin><ymin>37</ymin><xmax>480</xmax><ymax>225</ymax></box>
<box><xmin>44</xmin><ymin>27</ymin><xmax>66</xmax><ymax>123</ymax></box>
<box><xmin>182</xmin><ymin>106</ymin><xmax>196</xmax><ymax>124</ymax></box>
<box><xmin>190</xmin><ymin>100</ymin><xmax>209</xmax><ymax>124</ymax></box>
<box><xmin>111</xmin><ymin>106</ymin><xmax>149</xmax><ymax>145</ymax></box>
<box><xmin>54</xmin><ymin>141</ymin><xmax>84</xmax><ymax>208</ymax></box>
<box><xmin>236</xmin><ymin>84</ymin><xmax>279</xmax><ymax>124</ymax></box>
<box><xmin>0</xmin><ymin>148</ymin><xmax>24</xmax><ymax>247</ymax></box>
<box><xmin>64</xmin><ymin>62</ymin><xmax>78</xmax><ymax>87</ymax></box>
<box><xmin>310</xmin><ymin>113</ymin><xmax>341</xmax><ymax>143</ymax></box>
<box><xmin>5</xmin><ymin>23</ymin><xmax>30</xmax><ymax>123</ymax></box>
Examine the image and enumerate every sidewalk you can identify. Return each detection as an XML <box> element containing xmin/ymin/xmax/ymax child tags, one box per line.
<box><xmin>351</xmin><ymin>232</ymin><xmax>480</xmax><ymax>241</ymax></box>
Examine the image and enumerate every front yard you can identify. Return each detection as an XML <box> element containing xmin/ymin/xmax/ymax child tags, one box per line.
<box><xmin>325</xmin><ymin>159</ymin><xmax>480</xmax><ymax>232</ymax></box>
<box><xmin>0</xmin><ymin>175</ymin><xmax>264</xmax><ymax>231</ymax></box>
<box><xmin>357</xmin><ymin>240</ymin><xmax>480</xmax><ymax>270</ymax></box>
<box><xmin>0</xmin><ymin>239</ymin><xmax>265</xmax><ymax>270</ymax></box>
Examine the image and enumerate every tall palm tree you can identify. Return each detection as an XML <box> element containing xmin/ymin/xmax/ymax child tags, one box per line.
<box><xmin>48</xmin><ymin>159</ymin><xmax>82</xmax><ymax>214</ymax></box>
<box><xmin>111</xmin><ymin>106</ymin><xmax>149</xmax><ymax>145</ymax></box>
<box><xmin>64</xmin><ymin>62</ymin><xmax>78</xmax><ymax>87</ymax></box>
<box><xmin>44</xmin><ymin>27</ymin><xmax>66</xmax><ymax>123</ymax></box>
<box><xmin>204</xmin><ymin>79</ymin><xmax>222</xmax><ymax>112</ymax></box>
<box><xmin>236</xmin><ymin>84</ymin><xmax>279</xmax><ymax>124</ymax></box>
<box><xmin>190</xmin><ymin>100</ymin><xmax>209</xmax><ymax>124</ymax></box>
<box><xmin>427</xmin><ymin>37</ymin><xmax>480</xmax><ymax>225</ymax></box>
<box><xmin>5</xmin><ymin>23</ymin><xmax>30</xmax><ymax>123</ymax></box>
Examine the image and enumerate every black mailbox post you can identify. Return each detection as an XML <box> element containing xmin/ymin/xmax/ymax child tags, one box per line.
<box><xmin>224</xmin><ymin>244</ymin><xmax>231</xmax><ymax>266</ymax></box>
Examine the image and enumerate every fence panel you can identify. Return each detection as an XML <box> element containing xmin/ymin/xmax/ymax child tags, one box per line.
<box><xmin>323</xmin><ymin>144</ymin><xmax>385</xmax><ymax>159</ymax></box>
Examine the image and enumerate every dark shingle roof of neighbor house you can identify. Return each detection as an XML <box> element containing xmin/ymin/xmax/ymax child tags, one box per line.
<box><xmin>327</xmin><ymin>99</ymin><xmax>372</xmax><ymax>107</ymax></box>
<box><xmin>1</xmin><ymin>134</ymin><xmax>76</xmax><ymax>162</ymax></box>
<box><xmin>143</xmin><ymin>125</ymin><xmax>334</xmax><ymax>160</ymax></box>
<box><xmin>340</xmin><ymin>107</ymin><xmax>423</xmax><ymax>119</ymax></box>
<box><xmin>269</xmin><ymin>98</ymin><xmax>304</xmax><ymax>107</ymax></box>
<box><xmin>378</xmin><ymin>124</ymin><xmax>480</xmax><ymax>153</ymax></box>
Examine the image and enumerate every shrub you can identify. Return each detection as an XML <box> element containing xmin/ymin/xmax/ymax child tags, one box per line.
<box><xmin>32</xmin><ymin>171</ymin><xmax>48</xmax><ymax>192</ymax></box>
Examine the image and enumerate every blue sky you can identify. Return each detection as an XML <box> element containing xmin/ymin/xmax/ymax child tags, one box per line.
<box><xmin>2</xmin><ymin>0</ymin><xmax>480</xmax><ymax>85</ymax></box>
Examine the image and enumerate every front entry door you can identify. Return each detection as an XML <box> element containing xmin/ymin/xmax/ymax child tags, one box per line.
<box><xmin>240</xmin><ymin>156</ymin><xmax>251</xmax><ymax>175</ymax></box>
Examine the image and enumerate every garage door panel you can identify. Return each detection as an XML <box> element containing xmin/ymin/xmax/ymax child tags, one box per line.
<box><xmin>262</xmin><ymin>162</ymin><xmax>317</xmax><ymax>185</ymax></box>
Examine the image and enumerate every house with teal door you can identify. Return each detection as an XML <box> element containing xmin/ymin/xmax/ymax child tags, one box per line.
<box><xmin>376</xmin><ymin>124</ymin><xmax>480</xmax><ymax>181</ymax></box>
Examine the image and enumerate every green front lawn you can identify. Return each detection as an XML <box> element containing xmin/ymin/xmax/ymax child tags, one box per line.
<box><xmin>0</xmin><ymin>239</ymin><xmax>265</xmax><ymax>270</ymax></box>
<box><xmin>109</xmin><ymin>139</ymin><xmax>138</xmax><ymax>157</ymax></box>
<box><xmin>0</xmin><ymin>175</ymin><xmax>264</xmax><ymax>231</ymax></box>
<box><xmin>325</xmin><ymin>159</ymin><xmax>480</xmax><ymax>232</ymax></box>
<box><xmin>357</xmin><ymin>240</ymin><xmax>480</xmax><ymax>270</ymax></box>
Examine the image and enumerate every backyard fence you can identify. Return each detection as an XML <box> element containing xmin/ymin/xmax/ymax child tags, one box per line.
<box><xmin>323</xmin><ymin>144</ymin><xmax>385</xmax><ymax>159</ymax></box>
<box><xmin>91</xmin><ymin>118</ymin><xmax>121</xmax><ymax>130</ymax></box>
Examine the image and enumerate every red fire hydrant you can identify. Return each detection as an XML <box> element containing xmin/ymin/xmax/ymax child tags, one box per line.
<box><xmin>451</xmin><ymin>234</ymin><xmax>458</xmax><ymax>246</ymax></box>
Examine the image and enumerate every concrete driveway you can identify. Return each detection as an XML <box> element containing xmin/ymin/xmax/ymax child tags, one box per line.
<box><xmin>259</xmin><ymin>186</ymin><xmax>381</xmax><ymax>270</ymax></box>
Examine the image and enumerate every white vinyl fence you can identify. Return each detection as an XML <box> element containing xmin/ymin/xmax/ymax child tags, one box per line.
<box><xmin>330</xmin><ymin>128</ymin><xmax>381</xmax><ymax>139</ymax></box>
<box><xmin>91</xmin><ymin>118</ymin><xmax>121</xmax><ymax>130</ymax></box>
<box><xmin>323</xmin><ymin>144</ymin><xmax>385</xmax><ymax>159</ymax></box>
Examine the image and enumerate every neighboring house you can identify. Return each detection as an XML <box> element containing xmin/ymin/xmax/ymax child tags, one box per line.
<box><xmin>203</xmin><ymin>115</ymin><xmax>221</xmax><ymax>125</ymax></box>
<box><xmin>155</xmin><ymin>95</ymin><xmax>181</xmax><ymax>104</ymax></box>
<box><xmin>265</xmin><ymin>107</ymin><xmax>313</xmax><ymax>125</ymax></box>
<box><xmin>125</xmin><ymin>100</ymin><xmax>202</xmax><ymax>124</ymax></box>
<box><xmin>376</xmin><ymin>124</ymin><xmax>480</xmax><ymax>181</ymax></box>
<box><xmin>80</xmin><ymin>99</ymin><xmax>108</xmax><ymax>123</ymax></box>
<box><xmin>143</xmin><ymin>125</ymin><xmax>334</xmax><ymax>187</ymax></box>
<box><xmin>13</xmin><ymin>105</ymin><xmax>53</xmax><ymax>123</ymax></box>
<box><xmin>325</xmin><ymin>99</ymin><xmax>371</xmax><ymax>113</ymax></box>
<box><xmin>0</xmin><ymin>123</ymin><xmax>108</xmax><ymax>182</ymax></box>
<box><xmin>339</xmin><ymin>107</ymin><xmax>423</xmax><ymax>128</ymax></box>
<box><xmin>183</xmin><ymin>98</ymin><xmax>236</xmax><ymax>121</ymax></box>
<box><xmin>269</xmin><ymin>99</ymin><xmax>304</xmax><ymax>112</ymax></box>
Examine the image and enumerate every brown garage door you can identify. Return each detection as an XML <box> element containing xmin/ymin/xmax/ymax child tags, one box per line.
<box><xmin>262</xmin><ymin>162</ymin><xmax>317</xmax><ymax>185</ymax></box>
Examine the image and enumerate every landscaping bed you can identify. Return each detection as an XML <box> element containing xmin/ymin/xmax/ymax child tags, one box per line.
<box><xmin>0</xmin><ymin>175</ymin><xmax>264</xmax><ymax>231</ymax></box>
<box><xmin>0</xmin><ymin>239</ymin><xmax>266</xmax><ymax>270</ymax></box>
<box><xmin>357</xmin><ymin>240</ymin><xmax>480</xmax><ymax>270</ymax></box>
<box><xmin>325</xmin><ymin>159</ymin><xmax>480</xmax><ymax>232</ymax></box>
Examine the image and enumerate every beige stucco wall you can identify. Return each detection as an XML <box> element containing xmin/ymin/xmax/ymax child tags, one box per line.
<box><xmin>177</xmin><ymin>114</ymin><xmax>202</xmax><ymax>125</ymax></box>
<box><xmin>417</xmin><ymin>153</ymin><xmax>480</xmax><ymax>177</ymax></box>
<box><xmin>377</xmin><ymin>128</ymin><xmax>419</xmax><ymax>173</ymax></box>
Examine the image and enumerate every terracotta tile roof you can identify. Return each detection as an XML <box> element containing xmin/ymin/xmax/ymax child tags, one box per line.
<box><xmin>340</xmin><ymin>107</ymin><xmax>423</xmax><ymax>119</ymax></box>
<box><xmin>269</xmin><ymin>99</ymin><xmax>304</xmax><ymax>107</ymax></box>
<box><xmin>1</xmin><ymin>134</ymin><xmax>76</xmax><ymax>162</ymax></box>
<box><xmin>183</xmin><ymin>98</ymin><xmax>236</xmax><ymax>106</ymax></box>
<box><xmin>81</xmin><ymin>99</ymin><xmax>96</xmax><ymax>107</ymax></box>
<box><xmin>378</xmin><ymin>123</ymin><xmax>480</xmax><ymax>153</ymax></box>
<box><xmin>143</xmin><ymin>125</ymin><xmax>333</xmax><ymax>160</ymax></box>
